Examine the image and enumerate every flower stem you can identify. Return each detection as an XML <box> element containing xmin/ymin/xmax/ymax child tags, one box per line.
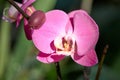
<box><xmin>81</xmin><ymin>0</ymin><xmax>93</xmax><ymax>14</ymax></box>
<box><xmin>95</xmin><ymin>45</ymin><xmax>109</xmax><ymax>80</ymax></box>
<box><xmin>55</xmin><ymin>62</ymin><xmax>62</xmax><ymax>80</ymax></box>
<box><xmin>0</xmin><ymin>19</ymin><xmax>11</xmax><ymax>79</ymax></box>
<box><xmin>83</xmin><ymin>67</ymin><xmax>91</xmax><ymax>80</ymax></box>
<box><xmin>7</xmin><ymin>0</ymin><xmax>29</xmax><ymax>20</ymax></box>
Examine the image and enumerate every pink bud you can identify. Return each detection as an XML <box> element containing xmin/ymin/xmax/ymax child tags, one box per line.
<box><xmin>28</xmin><ymin>10</ymin><xmax>46</xmax><ymax>29</ymax></box>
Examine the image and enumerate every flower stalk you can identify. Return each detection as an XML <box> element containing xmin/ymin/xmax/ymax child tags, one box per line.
<box><xmin>81</xmin><ymin>0</ymin><xmax>93</xmax><ymax>14</ymax></box>
<box><xmin>55</xmin><ymin>62</ymin><xmax>62</xmax><ymax>80</ymax></box>
<box><xmin>95</xmin><ymin>45</ymin><xmax>109</xmax><ymax>80</ymax></box>
<box><xmin>0</xmin><ymin>18</ymin><xmax>11</xmax><ymax>79</ymax></box>
<box><xmin>83</xmin><ymin>67</ymin><xmax>91</xmax><ymax>80</ymax></box>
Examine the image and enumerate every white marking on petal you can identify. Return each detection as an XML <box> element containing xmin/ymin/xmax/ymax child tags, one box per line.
<box><xmin>54</xmin><ymin>34</ymin><xmax>75</xmax><ymax>56</ymax></box>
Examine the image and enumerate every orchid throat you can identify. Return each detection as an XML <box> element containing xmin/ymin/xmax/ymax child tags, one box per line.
<box><xmin>54</xmin><ymin>35</ymin><xmax>75</xmax><ymax>56</ymax></box>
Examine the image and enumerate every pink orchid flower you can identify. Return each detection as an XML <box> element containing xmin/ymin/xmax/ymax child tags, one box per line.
<box><xmin>2</xmin><ymin>0</ymin><xmax>36</xmax><ymax>23</ymax></box>
<box><xmin>2</xmin><ymin>1</ymin><xmax>22</xmax><ymax>23</ymax></box>
<box><xmin>32</xmin><ymin>10</ymin><xmax>99</xmax><ymax>66</ymax></box>
<box><xmin>2</xmin><ymin>0</ymin><xmax>36</xmax><ymax>40</ymax></box>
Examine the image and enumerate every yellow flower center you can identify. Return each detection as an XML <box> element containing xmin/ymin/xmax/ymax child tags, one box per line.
<box><xmin>62</xmin><ymin>37</ymin><xmax>73</xmax><ymax>51</ymax></box>
<box><xmin>27</xmin><ymin>7</ymin><xmax>33</xmax><ymax>14</ymax></box>
<box><xmin>54</xmin><ymin>35</ymin><xmax>75</xmax><ymax>56</ymax></box>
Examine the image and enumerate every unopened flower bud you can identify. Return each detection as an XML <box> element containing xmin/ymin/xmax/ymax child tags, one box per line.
<box><xmin>28</xmin><ymin>10</ymin><xmax>46</xmax><ymax>29</ymax></box>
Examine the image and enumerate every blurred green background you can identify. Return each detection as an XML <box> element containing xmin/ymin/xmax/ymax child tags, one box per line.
<box><xmin>0</xmin><ymin>0</ymin><xmax>120</xmax><ymax>80</ymax></box>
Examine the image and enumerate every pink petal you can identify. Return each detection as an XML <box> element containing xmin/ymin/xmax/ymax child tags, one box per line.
<box><xmin>32</xmin><ymin>10</ymin><xmax>69</xmax><ymax>53</ymax></box>
<box><xmin>69</xmin><ymin>10</ymin><xmax>99</xmax><ymax>56</ymax></box>
<box><xmin>2</xmin><ymin>15</ymin><xmax>15</xmax><ymax>23</ymax></box>
<box><xmin>16</xmin><ymin>0</ymin><xmax>36</xmax><ymax>27</ymax></box>
<box><xmin>24</xmin><ymin>19</ymin><xmax>32</xmax><ymax>40</ymax></box>
<box><xmin>2</xmin><ymin>2</ymin><xmax>22</xmax><ymax>23</ymax></box>
<box><xmin>36</xmin><ymin>52</ymin><xmax>65</xmax><ymax>63</ymax></box>
<box><xmin>22</xmin><ymin>0</ymin><xmax>36</xmax><ymax>4</ymax></box>
<box><xmin>65</xmin><ymin>20</ymin><xmax>73</xmax><ymax>34</ymax></box>
<box><xmin>16</xmin><ymin>14</ymin><xmax>22</xmax><ymax>27</ymax></box>
<box><xmin>21</xmin><ymin>0</ymin><xmax>36</xmax><ymax>11</ymax></box>
<box><xmin>71</xmin><ymin>49</ymin><xmax>98</xmax><ymax>66</ymax></box>
<box><xmin>25</xmin><ymin>6</ymin><xmax>36</xmax><ymax>16</ymax></box>
<box><xmin>13</xmin><ymin>2</ymin><xmax>22</xmax><ymax>27</ymax></box>
<box><xmin>23</xmin><ymin>7</ymin><xmax>36</xmax><ymax>40</ymax></box>
<box><xmin>8</xmin><ymin>5</ymin><xmax>20</xmax><ymax>19</ymax></box>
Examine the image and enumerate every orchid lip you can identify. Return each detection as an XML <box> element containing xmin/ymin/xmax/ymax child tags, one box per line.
<box><xmin>54</xmin><ymin>34</ymin><xmax>75</xmax><ymax>56</ymax></box>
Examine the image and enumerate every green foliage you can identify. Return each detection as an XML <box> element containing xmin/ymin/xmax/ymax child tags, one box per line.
<box><xmin>33</xmin><ymin>0</ymin><xmax>57</xmax><ymax>12</ymax></box>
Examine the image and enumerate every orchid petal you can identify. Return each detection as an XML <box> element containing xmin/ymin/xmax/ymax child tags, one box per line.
<box><xmin>22</xmin><ymin>6</ymin><xmax>36</xmax><ymax>40</ymax></box>
<box><xmin>16</xmin><ymin>0</ymin><xmax>36</xmax><ymax>27</ymax></box>
<box><xmin>21</xmin><ymin>0</ymin><xmax>36</xmax><ymax>11</ymax></box>
<box><xmin>25</xmin><ymin>6</ymin><xmax>36</xmax><ymax>16</ymax></box>
<box><xmin>37</xmin><ymin>52</ymin><xmax>65</xmax><ymax>63</ymax></box>
<box><xmin>65</xmin><ymin>19</ymin><xmax>73</xmax><ymax>34</ymax></box>
<box><xmin>16</xmin><ymin>14</ymin><xmax>23</xmax><ymax>27</ymax></box>
<box><xmin>24</xmin><ymin>19</ymin><xmax>32</xmax><ymax>40</ymax></box>
<box><xmin>2</xmin><ymin>14</ymin><xmax>15</xmax><ymax>23</ymax></box>
<box><xmin>71</xmin><ymin>49</ymin><xmax>98</xmax><ymax>66</ymax></box>
<box><xmin>32</xmin><ymin>10</ymin><xmax>69</xmax><ymax>53</ymax></box>
<box><xmin>69</xmin><ymin>10</ymin><xmax>99</xmax><ymax>56</ymax></box>
<box><xmin>16</xmin><ymin>6</ymin><xmax>36</xmax><ymax>27</ymax></box>
<box><xmin>2</xmin><ymin>2</ymin><xmax>22</xmax><ymax>23</ymax></box>
<box><xmin>8</xmin><ymin>2</ymin><xmax>22</xmax><ymax>16</ymax></box>
<box><xmin>10</xmin><ymin>2</ymin><xmax>22</xmax><ymax>27</ymax></box>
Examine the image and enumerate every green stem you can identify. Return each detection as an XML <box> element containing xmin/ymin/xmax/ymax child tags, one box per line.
<box><xmin>33</xmin><ymin>0</ymin><xmax>57</xmax><ymax>12</ymax></box>
<box><xmin>7</xmin><ymin>0</ymin><xmax>29</xmax><ymax>19</ymax></box>
<box><xmin>81</xmin><ymin>0</ymin><xmax>93</xmax><ymax>14</ymax></box>
<box><xmin>55</xmin><ymin>62</ymin><xmax>62</xmax><ymax>80</ymax></box>
<box><xmin>0</xmin><ymin>21</ymin><xmax>11</xmax><ymax>79</ymax></box>
<box><xmin>95</xmin><ymin>45</ymin><xmax>109</xmax><ymax>80</ymax></box>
